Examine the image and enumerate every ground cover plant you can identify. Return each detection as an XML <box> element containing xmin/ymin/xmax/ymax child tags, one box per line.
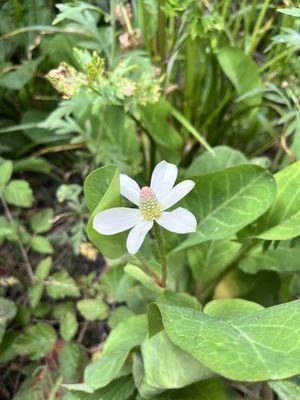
<box><xmin>0</xmin><ymin>0</ymin><xmax>300</xmax><ymax>399</ymax></box>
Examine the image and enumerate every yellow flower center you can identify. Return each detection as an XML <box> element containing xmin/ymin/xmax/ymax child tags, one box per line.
<box><xmin>139</xmin><ymin>187</ymin><xmax>161</xmax><ymax>221</ymax></box>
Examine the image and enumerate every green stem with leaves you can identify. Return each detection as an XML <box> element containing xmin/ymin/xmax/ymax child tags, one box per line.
<box><xmin>0</xmin><ymin>194</ymin><xmax>36</xmax><ymax>284</ymax></box>
<box><xmin>136</xmin><ymin>252</ymin><xmax>161</xmax><ymax>285</ymax></box>
<box><xmin>157</xmin><ymin>0</ymin><xmax>166</xmax><ymax>66</ymax></box>
<box><xmin>153</xmin><ymin>223</ymin><xmax>168</xmax><ymax>287</ymax></box>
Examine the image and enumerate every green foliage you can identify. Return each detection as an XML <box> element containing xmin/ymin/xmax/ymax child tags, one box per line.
<box><xmin>14</xmin><ymin>323</ymin><xmax>56</xmax><ymax>360</ymax></box>
<box><xmin>84</xmin><ymin>165</ymin><xmax>126</xmax><ymax>258</ymax></box>
<box><xmin>177</xmin><ymin>165</ymin><xmax>276</xmax><ymax>251</ymax></box>
<box><xmin>84</xmin><ymin>315</ymin><xmax>147</xmax><ymax>389</ymax></box>
<box><xmin>77</xmin><ymin>298</ymin><xmax>109</xmax><ymax>321</ymax></box>
<box><xmin>150</xmin><ymin>301</ymin><xmax>300</xmax><ymax>381</ymax></box>
<box><xmin>3</xmin><ymin>179</ymin><xmax>34</xmax><ymax>208</ymax></box>
<box><xmin>1</xmin><ymin>0</ymin><xmax>300</xmax><ymax>398</ymax></box>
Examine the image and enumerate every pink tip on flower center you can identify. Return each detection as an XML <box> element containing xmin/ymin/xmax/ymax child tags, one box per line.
<box><xmin>139</xmin><ymin>186</ymin><xmax>161</xmax><ymax>220</ymax></box>
<box><xmin>140</xmin><ymin>186</ymin><xmax>152</xmax><ymax>200</ymax></box>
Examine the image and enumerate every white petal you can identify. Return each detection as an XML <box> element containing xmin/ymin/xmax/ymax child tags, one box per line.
<box><xmin>126</xmin><ymin>220</ymin><xmax>153</xmax><ymax>255</ymax></box>
<box><xmin>93</xmin><ymin>207</ymin><xmax>141</xmax><ymax>235</ymax></box>
<box><xmin>150</xmin><ymin>161</ymin><xmax>178</xmax><ymax>201</ymax></box>
<box><xmin>120</xmin><ymin>174</ymin><xmax>140</xmax><ymax>206</ymax></box>
<box><xmin>156</xmin><ymin>208</ymin><xmax>197</xmax><ymax>234</ymax></box>
<box><xmin>160</xmin><ymin>180</ymin><xmax>195</xmax><ymax>210</ymax></box>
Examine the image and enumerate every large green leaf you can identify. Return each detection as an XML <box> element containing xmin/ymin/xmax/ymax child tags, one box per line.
<box><xmin>149</xmin><ymin>301</ymin><xmax>300</xmax><ymax>381</ymax></box>
<box><xmin>187</xmin><ymin>239</ymin><xmax>241</xmax><ymax>286</ymax></box>
<box><xmin>176</xmin><ymin>165</ymin><xmax>276</xmax><ymax>252</ymax></box>
<box><xmin>239</xmin><ymin>242</ymin><xmax>300</xmax><ymax>274</ymax></box>
<box><xmin>140</xmin><ymin>331</ymin><xmax>212</xmax><ymax>392</ymax></box>
<box><xmin>14</xmin><ymin>323</ymin><xmax>56</xmax><ymax>360</ymax></box>
<box><xmin>84</xmin><ymin>314</ymin><xmax>147</xmax><ymax>389</ymax></box>
<box><xmin>3</xmin><ymin>179</ymin><xmax>34</xmax><ymax>208</ymax></box>
<box><xmin>140</xmin><ymin>99</ymin><xmax>182</xmax><ymax>163</ymax></box>
<box><xmin>241</xmin><ymin>162</ymin><xmax>300</xmax><ymax>240</ymax></box>
<box><xmin>84</xmin><ymin>165</ymin><xmax>126</xmax><ymax>258</ymax></box>
<box><xmin>217</xmin><ymin>47</ymin><xmax>262</xmax><ymax>106</ymax></box>
<box><xmin>185</xmin><ymin>146</ymin><xmax>247</xmax><ymax>176</ymax></box>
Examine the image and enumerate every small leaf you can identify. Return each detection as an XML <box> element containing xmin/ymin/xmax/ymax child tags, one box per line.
<box><xmin>59</xmin><ymin>343</ymin><xmax>87</xmax><ymax>381</ymax></box>
<box><xmin>0</xmin><ymin>160</ymin><xmax>13</xmax><ymax>192</ymax></box>
<box><xmin>14</xmin><ymin>323</ymin><xmax>56</xmax><ymax>360</ymax></box>
<box><xmin>157</xmin><ymin>291</ymin><xmax>202</xmax><ymax>311</ymax></box>
<box><xmin>3</xmin><ymin>179</ymin><xmax>34</xmax><ymax>208</ymax></box>
<box><xmin>84</xmin><ymin>315</ymin><xmax>147</xmax><ymax>389</ymax></box>
<box><xmin>0</xmin><ymin>297</ymin><xmax>17</xmax><ymax>324</ymax></box>
<box><xmin>31</xmin><ymin>236</ymin><xmax>53</xmax><ymax>254</ymax></box>
<box><xmin>0</xmin><ymin>331</ymin><xmax>18</xmax><ymax>363</ymax></box>
<box><xmin>46</xmin><ymin>271</ymin><xmax>80</xmax><ymax>299</ymax></box>
<box><xmin>60</xmin><ymin>311</ymin><xmax>78</xmax><ymax>341</ymax></box>
<box><xmin>239</xmin><ymin>242</ymin><xmax>300</xmax><ymax>274</ymax></box>
<box><xmin>124</xmin><ymin>264</ymin><xmax>162</xmax><ymax>294</ymax></box>
<box><xmin>30</xmin><ymin>209</ymin><xmax>53</xmax><ymax>233</ymax></box>
<box><xmin>186</xmin><ymin>146</ymin><xmax>247</xmax><ymax>176</ymax></box>
<box><xmin>217</xmin><ymin>47</ymin><xmax>262</xmax><ymax>106</ymax></box>
<box><xmin>35</xmin><ymin>257</ymin><xmax>52</xmax><ymax>280</ymax></box>
<box><xmin>28</xmin><ymin>284</ymin><xmax>44</xmax><ymax>308</ymax></box>
<box><xmin>0</xmin><ymin>58</ymin><xmax>42</xmax><ymax>90</ymax></box>
<box><xmin>269</xmin><ymin>377</ymin><xmax>300</xmax><ymax>400</ymax></box>
<box><xmin>204</xmin><ymin>298</ymin><xmax>264</xmax><ymax>320</ymax></box>
<box><xmin>77</xmin><ymin>298</ymin><xmax>109</xmax><ymax>321</ymax></box>
<box><xmin>13</xmin><ymin>157</ymin><xmax>51</xmax><ymax>174</ymax></box>
<box><xmin>278</xmin><ymin>8</ymin><xmax>300</xmax><ymax>17</ymax></box>
<box><xmin>56</xmin><ymin>184</ymin><xmax>82</xmax><ymax>203</ymax></box>
<box><xmin>0</xmin><ymin>297</ymin><xmax>17</xmax><ymax>342</ymax></box>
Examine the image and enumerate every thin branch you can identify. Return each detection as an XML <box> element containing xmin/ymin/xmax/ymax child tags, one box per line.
<box><xmin>0</xmin><ymin>194</ymin><xmax>36</xmax><ymax>284</ymax></box>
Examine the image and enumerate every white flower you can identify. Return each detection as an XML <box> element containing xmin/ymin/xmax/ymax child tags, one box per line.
<box><xmin>93</xmin><ymin>161</ymin><xmax>197</xmax><ymax>255</ymax></box>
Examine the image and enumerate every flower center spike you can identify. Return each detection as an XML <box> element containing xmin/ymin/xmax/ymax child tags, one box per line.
<box><xmin>140</xmin><ymin>187</ymin><xmax>161</xmax><ymax>220</ymax></box>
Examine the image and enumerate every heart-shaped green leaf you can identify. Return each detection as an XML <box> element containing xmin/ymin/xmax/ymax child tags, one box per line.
<box><xmin>84</xmin><ymin>165</ymin><xmax>126</xmax><ymax>258</ymax></box>
<box><xmin>241</xmin><ymin>161</ymin><xmax>300</xmax><ymax>240</ymax></box>
<box><xmin>176</xmin><ymin>165</ymin><xmax>276</xmax><ymax>251</ymax></box>
<box><xmin>149</xmin><ymin>300</ymin><xmax>300</xmax><ymax>381</ymax></box>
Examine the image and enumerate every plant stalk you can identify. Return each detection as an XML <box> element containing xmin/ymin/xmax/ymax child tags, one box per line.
<box><xmin>0</xmin><ymin>194</ymin><xmax>36</xmax><ymax>284</ymax></box>
<box><xmin>136</xmin><ymin>252</ymin><xmax>161</xmax><ymax>285</ymax></box>
<box><xmin>153</xmin><ymin>223</ymin><xmax>167</xmax><ymax>287</ymax></box>
<box><xmin>157</xmin><ymin>0</ymin><xmax>166</xmax><ymax>66</ymax></box>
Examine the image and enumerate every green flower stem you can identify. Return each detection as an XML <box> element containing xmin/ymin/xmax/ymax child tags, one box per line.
<box><xmin>153</xmin><ymin>223</ymin><xmax>168</xmax><ymax>287</ymax></box>
<box><xmin>136</xmin><ymin>252</ymin><xmax>161</xmax><ymax>286</ymax></box>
